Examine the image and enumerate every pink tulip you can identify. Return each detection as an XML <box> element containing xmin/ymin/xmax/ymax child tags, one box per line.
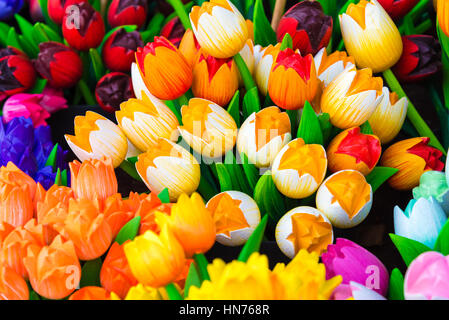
<box><xmin>404</xmin><ymin>251</ymin><xmax>449</xmax><ymax>300</ymax></box>
<box><xmin>40</xmin><ymin>87</ymin><xmax>68</xmax><ymax>113</ymax></box>
<box><xmin>332</xmin><ymin>282</ymin><xmax>386</xmax><ymax>300</ymax></box>
<box><xmin>3</xmin><ymin>94</ymin><xmax>50</xmax><ymax>127</ymax></box>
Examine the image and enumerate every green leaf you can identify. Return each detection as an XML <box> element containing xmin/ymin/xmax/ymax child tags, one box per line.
<box><xmin>6</xmin><ymin>27</ymin><xmax>22</xmax><ymax>51</ymax></box>
<box><xmin>142</xmin><ymin>13</ymin><xmax>165</xmax><ymax>42</ymax></box>
<box><xmin>61</xmin><ymin>169</ymin><xmax>68</xmax><ymax>187</ymax></box>
<box><xmin>287</xmin><ymin>109</ymin><xmax>299</xmax><ymax>137</ymax></box>
<box><xmin>165</xmin><ymin>282</ymin><xmax>183</xmax><ymax>300</ymax></box>
<box><xmin>223</xmin><ymin>151</ymin><xmax>252</xmax><ymax>195</ymax></box>
<box><xmin>253</xmin><ymin>170</ymin><xmax>286</xmax><ymax>223</ymax></box>
<box><xmin>297</xmin><ymin>101</ymin><xmax>323</xmax><ymax>145</ymax></box>
<box><xmin>80</xmin><ymin>258</ymin><xmax>102</xmax><ymax>287</ymax></box>
<box><xmin>227</xmin><ymin>90</ymin><xmax>241</xmax><ymax>127</ymax></box>
<box><xmin>242</xmin><ymin>87</ymin><xmax>260</xmax><ymax>119</ymax></box>
<box><xmin>164</xmin><ymin>100</ymin><xmax>182</xmax><ymax>124</ymax></box>
<box><xmin>54</xmin><ymin>168</ymin><xmax>62</xmax><ymax>186</ymax></box>
<box><xmin>0</xmin><ymin>22</ymin><xmax>10</xmax><ymax>46</ymax></box>
<box><xmin>318</xmin><ymin>113</ymin><xmax>333</xmax><ymax>145</ymax></box>
<box><xmin>366</xmin><ymin>166</ymin><xmax>399</xmax><ymax>193</ymax></box>
<box><xmin>39</xmin><ymin>23</ymin><xmax>62</xmax><ymax>42</ymax></box>
<box><xmin>126</xmin><ymin>156</ymin><xmax>138</xmax><ymax>164</ymax></box>
<box><xmin>32</xmin><ymin>23</ymin><xmax>50</xmax><ymax>44</ymax></box>
<box><xmin>193</xmin><ymin>253</ymin><xmax>210</xmax><ymax>281</ymax></box>
<box><xmin>434</xmin><ymin>219</ymin><xmax>449</xmax><ymax>255</ymax></box>
<box><xmin>17</xmin><ymin>35</ymin><xmax>38</xmax><ymax>58</ymax></box>
<box><xmin>198</xmin><ymin>174</ymin><xmax>217</xmax><ymax>202</ymax></box>
<box><xmin>253</xmin><ymin>0</ymin><xmax>277</xmax><ymax>46</ymax></box>
<box><xmin>89</xmin><ymin>48</ymin><xmax>105</xmax><ymax>82</ymax></box>
<box><xmin>115</xmin><ymin>216</ymin><xmax>141</xmax><ymax>245</ymax></box>
<box><xmin>30</xmin><ymin>290</ymin><xmax>41</xmax><ymax>300</ymax></box>
<box><xmin>158</xmin><ymin>188</ymin><xmax>170</xmax><ymax>204</ymax></box>
<box><xmin>30</xmin><ymin>78</ymin><xmax>48</xmax><ymax>94</ymax></box>
<box><xmin>390</xmin><ymin>233</ymin><xmax>432</xmax><ymax>266</ymax></box>
<box><xmin>279</xmin><ymin>33</ymin><xmax>293</xmax><ymax>50</ymax></box>
<box><xmin>238</xmin><ymin>215</ymin><xmax>268</xmax><ymax>262</ymax></box>
<box><xmin>183</xmin><ymin>262</ymin><xmax>202</xmax><ymax>298</ymax></box>
<box><xmin>119</xmin><ymin>160</ymin><xmax>142</xmax><ymax>181</ymax></box>
<box><xmin>45</xmin><ymin>144</ymin><xmax>59</xmax><ymax>169</ymax></box>
<box><xmin>15</xmin><ymin>14</ymin><xmax>38</xmax><ymax>54</ymax></box>
<box><xmin>360</xmin><ymin>121</ymin><xmax>374</xmax><ymax>135</ymax></box>
<box><xmin>240</xmin><ymin>152</ymin><xmax>259</xmax><ymax>190</ymax></box>
<box><xmin>439</xmin><ymin>24</ymin><xmax>449</xmax><ymax>109</ymax></box>
<box><xmin>388</xmin><ymin>268</ymin><xmax>405</xmax><ymax>300</ymax></box>
<box><xmin>216</xmin><ymin>163</ymin><xmax>233</xmax><ymax>192</ymax></box>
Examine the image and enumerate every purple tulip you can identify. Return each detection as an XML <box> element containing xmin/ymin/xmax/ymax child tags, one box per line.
<box><xmin>322</xmin><ymin>238</ymin><xmax>389</xmax><ymax>296</ymax></box>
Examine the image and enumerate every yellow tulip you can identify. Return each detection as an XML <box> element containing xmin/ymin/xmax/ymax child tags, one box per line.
<box><xmin>110</xmin><ymin>283</ymin><xmax>166</xmax><ymax>300</ymax></box>
<box><xmin>314</xmin><ymin>48</ymin><xmax>355</xmax><ymax>87</ymax></box>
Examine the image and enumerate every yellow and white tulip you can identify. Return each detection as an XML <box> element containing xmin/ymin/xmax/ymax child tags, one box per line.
<box><xmin>238</xmin><ymin>39</ymin><xmax>255</xmax><ymax>86</ymax></box>
<box><xmin>254</xmin><ymin>44</ymin><xmax>281</xmax><ymax>96</ymax></box>
<box><xmin>314</xmin><ymin>48</ymin><xmax>355</xmax><ymax>87</ymax></box>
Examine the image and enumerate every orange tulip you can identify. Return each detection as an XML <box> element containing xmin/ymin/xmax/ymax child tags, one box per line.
<box><xmin>102</xmin><ymin>193</ymin><xmax>135</xmax><ymax>238</ymax></box>
<box><xmin>192</xmin><ymin>52</ymin><xmax>239</xmax><ymax>106</ymax></box>
<box><xmin>179</xmin><ymin>29</ymin><xmax>201</xmax><ymax>69</ymax></box>
<box><xmin>0</xmin><ymin>265</ymin><xmax>29</xmax><ymax>300</ymax></box>
<box><xmin>0</xmin><ymin>162</ymin><xmax>36</xmax><ymax>227</ymax></box>
<box><xmin>100</xmin><ymin>241</ymin><xmax>138</xmax><ymax>299</ymax></box>
<box><xmin>69</xmin><ymin>286</ymin><xmax>110</xmax><ymax>300</ymax></box>
<box><xmin>156</xmin><ymin>192</ymin><xmax>216</xmax><ymax>257</ymax></box>
<box><xmin>135</xmin><ymin>36</ymin><xmax>192</xmax><ymax>100</ymax></box>
<box><xmin>0</xmin><ymin>222</ymin><xmax>14</xmax><ymax>247</ymax></box>
<box><xmin>62</xmin><ymin>198</ymin><xmax>113</xmax><ymax>261</ymax></box>
<box><xmin>70</xmin><ymin>157</ymin><xmax>118</xmax><ymax>203</ymax></box>
<box><xmin>24</xmin><ymin>235</ymin><xmax>81</xmax><ymax>300</ymax></box>
<box><xmin>134</xmin><ymin>193</ymin><xmax>173</xmax><ymax>235</ymax></box>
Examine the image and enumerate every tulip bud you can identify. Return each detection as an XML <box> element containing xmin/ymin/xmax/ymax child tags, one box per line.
<box><xmin>136</xmin><ymin>194</ymin><xmax>173</xmax><ymax>235</ymax></box>
<box><xmin>160</xmin><ymin>17</ymin><xmax>185</xmax><ymax>47</ymax></box>
<box><xmin>392</xmin><ymin>35</ymin><xmax>442</xmax><ymax>83</ymax></box>
<box><xmin>316</xmin><ymin>170</ymin><xmax>373</xmax><ymax>229</ymax></box>
<box><xmin>380</xmin><ymin>137</ymin><xmax>444</xmax><ymax>190</ymax></box>
<box><xmin>136</xmin><ymin>138</ymin><xmax>201</xmax><ymax>201</ymax></box>
<box><xmin>321</xmin><ymin>66</ymin><xmax>384</xmax><ymax>129</ymax></box>
<box><xmin>135</xmin><ymin>36</ymin><xmax>192</xmax><ymax>100</ymax></box>
<box><xmin>108</xmin><ymin>0</ymin><xmax>148</xmax><ymax>29</ymax></box>
<box><xmin>178</xmin><ymin>28</ymin><xmax>201</xmax><ymax>69</ymax></box>
<box><xmin>237</xmin><ymin>106</ymin><xmax>291</xmax><ymax>168</ymax></box>
<box><xmin>254</xmin><ymin>44</ymin><xmax>281</xmax><ymax>96</ymax></box>
<box><xmin>277</xmin><ymin>1</ymin><xmax>333</xmax><ymax>56</ymax></box>
<box><xmin>394</xmin><ymin>197</ymin><xmax>446</xmax><ymax>248</ymax></box>
<box><xmin>340</xmin><ymin>0</ymin><xmax>403</xmax><ymax>73</ymax></box>
<box><xmin>377</xmin><ymin>0</ymin><xmax>419</xmax><ymax>19</ymax></box>
<box><xmin>102</xmin><ymin>29</ymin><xmax>144</xmax><ymax>73</ymax></box>
<box><xmin>413</xmin><ymin>171</ymin><xmax>449</xmax><ymax>215</ymax></box>
<box><xmin>62</xmin><ymin>1</ymin><xmax>105</xmax><ymax>51</ymax></box>
<box><xmin>276</xmin><ymin>206</ymin><xmax>333</xmax><ymax>258</ymax></box>
<box><xmin>65</xmin><ymin>111</ymin><xmax>128</xmax><ymax>168</ymax></box>
<box><xmin>268</xmin><ymin>48</ymin><xmax>320</xmax><ymax>110</ymax></box>
<box><xmin>0</xmin><ymin>53</ymin><xmax>36</xmax><ymax>98</ymax></box>
<box><xmin>206</xmin><ymin>191</ymin><xmax>261</xmax><ymax>247</ymax></box>
<box><xmin>404</xmin><ymin>251</ymin><xmax>449</xmax><ymax>300</ymax></box>
<box><xmin>314</xmin><ymin>48</ymin><xmax>355</xmax><ymax>87</ymax></box>
<box><xmin>327</xmin><ymin>127</ymin><xmax>381</xmax><ymax>176</ymax></box>
<box><xmin>116</xmin><ymin>92</ymin><xmax>179</xmax><ymax>152</ymax></box>
<box><xmin>192</xmin><ymin>52</ymin><xmax>239</xmax><ymax>106</ymax></box>
<box><xmin>47</xmin><ymin>0</ymin><xmax>83</xmax><ymax>24</ymax></box>
<box><xmin>69</xmin><ymin>286</ymin><xmax>110</xmax><ymax>300</ymax></box>
<box><xmin>322</xmin><ymin>238</ymin><xmax>389</xmax><ymax>296</ymax></box>
<box><xmin>101</xmin><ymin>193</ymin><xmax>135</xmax><ymax>238</ymax></box>
<box><xmin>24</xmin><ymin>235</ymin><xmax>81</xmax><ymax>299</ymax></box>
<box><xmin>272</xmin><ymin>138</ymin><xmax>327</xmax><ymax>199</ymax></box>
<box><xmin>190</xmin><ymin>0</ymin><xmax>248</xmax><ymax>59</ymax></box>
<box><xmin>178</xmin><ymin>98</ymin><xmax>237</xmax><ymax>158</ymax></box>
<box><xmin>34</xmin><ymin>42</ymin><xmax>83</xmax><ymax>89</ymax></box>
<box><xmin>0</xmin><ymin>265</ymin><xmax>29</xmax><ymax>300</ymax></box>
<box><xmin>438</xmin><ymin>0</ymin><xmax>449</xmax><ymax>37</ymax></box>
<box><xmin>95</xmin><ymin>72</ymin><xmax>134</xmax><ymax>113</ymax></box>
<box><xmin>124</xmin><ymin>225</ymin><xmax>186</xmax><ymax>288</ymax></box>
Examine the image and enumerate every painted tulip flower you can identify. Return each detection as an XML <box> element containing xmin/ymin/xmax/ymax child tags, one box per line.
<box><xmin>368</xmin><ymin>87</ymin><xmax>408</xmax><ymax>143</ymax></box>
<box><xmin>156</xmin><ymin>192</ymin><xmax>215</xmax><ymax>257</ymax></box>
<box><xmin>178</xmin><ymin>28</ymin><xmax>201</xmax><ymax>69</ymax></box>
<box><xmin>37</xmin><ymin>86</ymin><xmax>68</xmax><ymax>114</ymax></box>
<box><xmin>327</xmin><ymin>127</ymin><xmax>381</xmax><ymax>176</ymax></box>
<box><xmin>271</xmin><ymin>138</ymin><xmax>327</xmax><ymax>199</ymax></box>
<box><xmin>332</xmin><ymin>281</ymin><xmax>386</xmax><ymax>300</ymax></box>
<box><xmin>404</xmin><ymin>251</ymin><xmax>449</xmax><ymax>300</ymax></box>
<box><xmin>321</xmin><ymin>67</ymin><xmax>384</xmax><ymax>129</ymax></box>
<box><xmin>0</xmin><ymin>0</ymin><xmax>23</xmax><ymax>20</ymax></box>
<box><xmin>178</xmin><ymin>98</ymin><xmax>237</xmax><ymax>158</ymax></box>
<box><xmin>102</xmin><ymin>29</ymin><xmax>144</xmax><ymax>73</ymax></box>
<box><xmin>314</xmin><ymin>48</ymin><xmax>355</xmax><ymax>87</ymax></box>
<box><xmin>377</xmin><ymin>0</ymin><xmax>419</xmax><ymax>19</ymax></box>
<box><xmin>392</xmin><ymin>35</ymin><xmax>442</xmax><ymax>83</ymax></box>
<box><xmin>316</xmin><ymin>170</ymin><xmax>373</xmax><ymax>229</ymax></box>
<box><xmin>65</xmin><ymin>111</ymin><xmax>128</xmax><ymax>168</ymax></box>
<box><xmin>110</xmin><ymin>283</ymin><xmax>166</xmax><ymax>300</ymax></box>
<box><xmin>69</xmin><ymin>286</ymin><xmax>110</xmax><ymax>300</ymax></box>
<box><xmin>395</xmin><ymin>197</ymin><xmax>446</xmax><ymax>248</ymax></box>
<box><xmin>237</xmin><ymin>39</ymin><xmax>255</xmax><ymax>86</ymax></box>
<box><xmin>116</xmin><ymin>93</ymin><xmax>179</xmax><ymax>152</ymax></box>
<box><xmin>380</xmin><ymin>137</ymin><xmax>444</xmax><ymax>190</ymax></box>
<box><xmin>101</xmin><ymin>193</ymin><xmax>135</xmax><ymax>238</ymax></box>
<box><xmin>136</xmin><ymin>138</ymin><xmax>200</xmax><ymax>201</ymax></box>
<box><xmin>34</xmin><ymin>42</ymin><xmax>82</xmax><ymax>89</ymax></box>
<box><xmin>276</xmin><ymin>0</ymin><xmax>333</xmax><ymax>56</ymax></box>
<box><xmin>24</xmin><ymin>235</ymin><xmax>81</xmax><ymax>299</ymax></box>
<box><xmin>276</xmin><ymin>206</ymin><xmax>333</xmax><ymax>258</ymax></box>
<box><xmin>268</xmin><ymin>48</ymin><xmax>320</xmax><ymax>110</ymax></box>
<box><xmin>69</xmin><ymin>157</ymin><xmax>118</xmax><ymax>203</ymax></box>
<box><xmin>124</xmin><ymin>224</ymin><xmax>186</xmax><ymax>288</ymax></box>
<box><xmin>0</xmin><ymin>265</ymin><xmax>29</xmax><ymax>300</ymax></box>
<box><xmin>62</xmin><ymin>1</ymin><xmax>105</xmax><ymax>51</ymax></box>
<box><xmin>438</xmin><ymin>0</ymin><xmax>449</xmax><ymax>37</ymax></box>
<box><xmin>192</xmin><ymin>53</ymin><xmax>239</xmax><ymax>106</ymax></box>
<box><xmin>237</xmin><ymin>106</ymin><xmax>291</xmax><ymax>168</ymax></box>
<box><xmin>135</xmin><ymin>37</ymin><xmax>192</xmax><ymax>101</ymax></box>
<box><xmin>340</xmin><ymin>0</ymin><xmax>403</xmax><ymax>73</ymax></box>
<box><xmin>95</xmin><ymin>72</ymin><xmax>134</xmax><ymax>113</ymax></box>
<box><xmin>189</xmin><ymin>0</ymin><xmax>248</xmax><ymax>59</ymax></box>
<box><xmin>0</xmin><ymin>221</ymin><xmax>14</xmax><ymax>246</ymax></box>
<box><xmin>47</xmin><ymin>0</ymin><xmax>83</xmax><ymax>24</ymax></box>
<box><xmin>160</xmin><ymin>17</ymin><xmax>185</xmax><ymax>47</ymax></box>
<box><xmin>206</xmin><ymin>191</ymin><xmax>260</xmax><ymax>247</ymax></box>
<box><xmin>254</xmin><ymin>44</ymin><xmax>281</xmax><ymax>96</ymax></box>
<box><xmin>414</xmin><ymin>171</ymin><xmax>449</xmax><ymax>215</ymax></box>
<box><xmin>3</xmin><ymin>93</ymin><xmax>50</xmax><ymax>127</ymax></box>
<box><xmin>135</xmin><ymin>193</ymin><xmax>173</xmax><ymax>235</ymax></box>
<box><xmin>108</xmin><ymin>0</ymin><xmax>147</xmax><ymax>29</ymax></box>
<box><xmin>0</xmin><ymin>52</ymin><xmax>35</xmax><ymax>99</ymax></box>
<box><xmin>322</xmin><ymin>238</ymin><xmax>389</xmax><ymax>296</ymax></box>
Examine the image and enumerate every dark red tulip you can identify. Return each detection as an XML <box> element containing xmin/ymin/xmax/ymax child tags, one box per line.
<box><xmin>276</xmin><ymin>1</ymin><xmax>332</xmax><ymax>56</ymax></box>
<box><xmin>393</xmin><ymin>35</ymin><xmax>442</xmax><ymax>83</ymax></box>
<box><xmin>0</xmin><ymin>51</ymin><xmax>36</xmax><ymax>100</ymax></box>
<box><xmin>95</xmin><ymin>72</ymin><xmax>134</xmax><ymax>113</ymax></box>
<box><xmin>47</xmin><ymin>0</ymin><xmax>83</xmax><ymax>24</ymax></box>
<box><xmin>377</xmin><ymin>0</ymin><xmax>419</xmax><ymax>20</ymax></box>
<box><xmin>62</xmin><ymin>1</ymin><xmax>105</xmax><ymax>51</ymax></box>
<box><xmin>102</xmin><ymin>29</ymin><xmax>143</xmax><ymax>72</ymax></box>
<box><xmin>34</xmin><ymin>42</ymin><xmax>83</xmax><ymax>89</ymax></box>
<box><xmin>107</xmin><ymin>0</ymin><xmax>148</xmax><ymax>29</ymax></box>
<box><xmin>160</xmin><ymin>17</ymin><xmax>185</xmax><ymax>47</ymax></box>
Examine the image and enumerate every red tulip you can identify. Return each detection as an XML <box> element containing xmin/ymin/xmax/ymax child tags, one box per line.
<box><xmin>107</xmin><ymin>0</ymin><xmax>148</xmax><ymax>29</ymax></box>
<box><xmin>95</xmin><ymin>72</ymin><xmax>134</xmax><ymax>113</ymax></box>
<box><xmin>47</xmin><ymin>0</ymin><xmax>83</xmax><ymax>24</ymax></box>
<box><xmin>378</xmin><ymin>0</ymin><xmax>419</xmax><ymax>20</ymax></box>
<box><xmin>160</xmin><ymin>17</ymin><xmax>186</xmax><ymax>47</ymax></box>
<box><xmin>0</xmin><ymin>51</ymin><xmax>36</xmax><ymax>100</ymax></box>
<box><xmin>102</xmin><ymin>29</ymin><xmax>143</xmax><ymax>72</ymax></box>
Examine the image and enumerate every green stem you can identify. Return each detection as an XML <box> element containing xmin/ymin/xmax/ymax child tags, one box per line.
<box><xmin>337</xmin><ymin>38</ymin><xmax>345</xmax><ymax>51</ymax></box>
<box><xmin>177</xmin><ymin>94</ymin><xmax>189</xmax><ymax>107</ymax></box>
<box><xmin>234</xmin><ymin>53</ymin><xmax>257</xmax><ymax>91</ymax></box>
<box><xmin>77</xmin><ymin>79</ymin><xmax>96</xmax><ymax>105</ymax></box>
<box><xmin>165</xmin><ymin>283</ymin><xmax>183</xmax><ymax>300</ymax></box>
<box><xmin>193</xmin><ymin>253</ymin><xmax>210</xmax><ymax>281</ymax></box>
<box><xmin>415</xmin><ymin>18</ymin><xmax>432</xmax><ymax>34</ymax></box>
<box><xmin>383</xmin><ymin>69</ymin><xmax>446</xmax><ymax>154</ymax></box>
<box><xmin>119</xmin><ymin>161</ymin><xmax>142</xmax><ymax>181</ymax></box>
<box><xmin>166</xmin><ymin>0</ymin><xmax>192</xmax><ymax>30</ymax></box>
